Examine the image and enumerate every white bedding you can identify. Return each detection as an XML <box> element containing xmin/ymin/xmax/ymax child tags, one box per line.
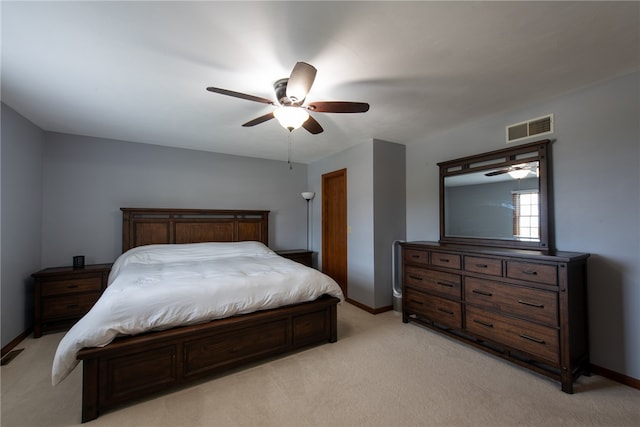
<box><xmin>52</xmin><ymin>241</ymin><xmax>344</xmax><ymax>385</ymax></box>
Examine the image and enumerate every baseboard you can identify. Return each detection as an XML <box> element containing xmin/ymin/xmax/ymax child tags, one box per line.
<box><xmin>590</xmin><ymin>363</ymin><xmax>640</xmax><ymax>390</ymax></box>
<box><xmin>1</xmin><ymin>328</ymin><xmax>31</xmax><ymax>357</ymax></box>
<box><xmin>345</xmin><ymin>298</ymin><xmax>393</xmax><ymax>314</ymax></box>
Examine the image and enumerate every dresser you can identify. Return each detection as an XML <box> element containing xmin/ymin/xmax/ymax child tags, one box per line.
<box><xmin>401</xmin><ymin>241</ymin><xmax>589</xmax><ymax>393</ymax></box>
<box><xmin>32</xmin><ymin>264</ymin><xmax>112</xmax><ymax>337</ymax></box>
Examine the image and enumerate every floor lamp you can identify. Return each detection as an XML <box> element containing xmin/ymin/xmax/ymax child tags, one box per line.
<box><xmin>301</xmin><ymin>192</ymin><xmax>315</xmax><ymax>251</ymax></box>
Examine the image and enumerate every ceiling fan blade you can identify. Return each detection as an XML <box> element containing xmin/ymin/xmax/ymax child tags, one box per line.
<box><xmin>485</xmin><ymin>169</ymin><xmax>509</xmax><ymax>177</ymax></box>
<box><xmin>207</xmin><ymin>87</ymin><xmax>274</xmax><ymax>105</ymax></box>
<box><xmin>307</xmin><ymin>101</ymin><xmax>370</xmax><ymax>113</ymax></box>
<box><xmin>242</xmin><ymin>112</ymin><xmax>275</xmax><ymax>127</ymax></box>
<box><xmin>286</xmin><ymin>62</ymin><xmax>317</xmax><ymax>104</ymax></box>
<box><xmin>302</xmin><ymin>115</ymin><xmax>323</xmax><ymax>134</ymax></box>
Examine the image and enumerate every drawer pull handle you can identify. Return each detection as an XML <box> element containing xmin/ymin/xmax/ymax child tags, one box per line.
<box><xmin>437</xmin><ymin>308</ymin><xmax>454</xmax><ymax>315</ymax></box>
<box><xmin>518</xmin><ymin>300</ymin><xmax>544</xmax><ymax>308</ymax></box>
<box><xmin>522</xmin><ymin>270</ymin><xmax>538</xmax><ymax>276</ymax></box>
<box><xmin>439</xmin><ymin>258</ymin><xmax>450</xmax><ymax>263</ymax></box>
<box><xmin>409</xmin><ymin>275</ymin><xmax>423</xmax><ymax>281</ymax></box>
<box><xmin>475</xmin><ymin>264</ymin><xmax>488</xmax><ymax>268</ymax></box>
<box><xmin>66</xmin><ymin>285</ymin><xmax>79</xmax><ymax>289</ymax></box>
<box><xmin>472</xmin><ymin>289</ymin><xmax>493</xmax><ymax>297</ymax></box>
<box><xmin>437</xmin><ymin>281</ymin><xmax>454</xmax><ymax>288</ymax></box>
<box><xmin>473</xmin><ymin>319</ymin><xmax>493</xmax><ymax>328</ymax></box>
<box><xmin>409</xmin><ymin>299</ymin><xmax>423</xmax><ymax>305</ymax></box>
<box><xmin>66</xmin><ymin>304</ymin><xmax>79</xmax><ymax>309</ymax></box>
<box><xmin>411</xmin><ymin>255</ymin><xmax>420</xmax><ymax>259</ymax></box>
<box><xmin>519</xmin><ymin>334</ymin><xmax>545</xmax><ymax>344</ymax></box>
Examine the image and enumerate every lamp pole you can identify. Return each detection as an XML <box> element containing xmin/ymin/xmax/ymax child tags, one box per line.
<box><xmin>301</xmin><ymin>192</ymin><xmax>315</xmax><ymax>251</ymax></box>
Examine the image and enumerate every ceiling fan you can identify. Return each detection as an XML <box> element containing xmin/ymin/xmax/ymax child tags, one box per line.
<box><xmin>206</xmin><ymin>62</ymin><xmax>369</xmax><ymax>134</ymax></box>
<box><xmin>485</xmin><ymin>162</ymin><xmax>538</xmax><ymax>179</ymax></box>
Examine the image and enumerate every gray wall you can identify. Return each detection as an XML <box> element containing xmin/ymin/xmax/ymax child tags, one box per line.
<box><xmin>405</xmin><ymin>71</ymin><xmax>640</xmax><ymax>379</ymax></box>
<box><xmin>41</xmin><ymin>133</ymin><xmax>310</xmax><ymax>268</ymax></box>
<box><xmin>308</xmin><ymin>139</ymin><xmax>405</xmax><ymax>309</ymax></box>
<box><xmin>373</xmin><ymin>140</ymin><xmax>406</xmax><ymax>308</ymax></box>
<box><xmin>309</xmin><ymin>140</ymin><xmax>375</xmax><ymax>307</ymax></box>
<box><xmin>1</xmin><ymin>104</ymin><xmax>45</xmax><ymax>347</ymax></box>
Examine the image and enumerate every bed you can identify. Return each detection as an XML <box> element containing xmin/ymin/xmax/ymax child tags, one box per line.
<box><xmin>58</xmin><ymin>208</ymin><xmax>342</xmax><ymax>423</ymax></box>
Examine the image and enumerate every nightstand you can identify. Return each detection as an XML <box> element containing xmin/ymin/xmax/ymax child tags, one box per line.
<box><xmin>32</xmin><ymin>263</ymin><xmax>112</xmax><ymax>338</ymax></box>
<box><xmin>277</xmin><ymin>250</ymin><xmax>313</xmax><ymax>267</ymax></box>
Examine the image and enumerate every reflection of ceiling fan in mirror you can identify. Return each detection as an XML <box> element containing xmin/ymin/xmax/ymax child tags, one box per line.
<box><xmin>485</xmin><ymin>162</ymin><xmax>538</xmax><ymax>179</ymax></box>
<box><xmin>206</xmin><ymin>62</ymin><xmax>369</xmax><ymax>134</ymax></box>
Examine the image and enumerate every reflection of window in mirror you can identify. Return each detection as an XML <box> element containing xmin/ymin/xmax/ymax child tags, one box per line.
<box><xmin>512</xmin><ymin>190</ymin><xmax>539</xmax><ymax>241</ymax></box>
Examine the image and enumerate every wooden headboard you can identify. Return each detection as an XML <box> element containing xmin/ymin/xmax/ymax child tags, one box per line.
<box><xmin>121</xmin><ymin>208</ymin><xmax>270</xmax><ymax>252</ymax></box>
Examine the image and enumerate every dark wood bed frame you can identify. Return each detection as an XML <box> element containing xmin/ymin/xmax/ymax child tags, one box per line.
<box><xmin>76</xmin><ymin>208</ymin><xmax>339</xmax><ymax>422</ymax></box>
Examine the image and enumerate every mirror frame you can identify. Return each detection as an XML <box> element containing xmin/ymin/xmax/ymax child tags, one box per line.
<box><xmin>438</xmin><ymin>139</ymin><xmax>552</xmax><ymax>251</ymax></box>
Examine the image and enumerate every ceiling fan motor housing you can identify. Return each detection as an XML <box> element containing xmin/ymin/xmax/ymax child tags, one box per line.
<box><xmin>274</xmin><ymin>78</ymin><xmax>294</xmax><ymax>106</ymax></box>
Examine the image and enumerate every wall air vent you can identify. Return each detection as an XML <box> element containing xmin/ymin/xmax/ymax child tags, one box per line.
<box><xmin>506</xmin><ymin>114</ymin><xmax>553</xmax><ymax>143</ymax></box>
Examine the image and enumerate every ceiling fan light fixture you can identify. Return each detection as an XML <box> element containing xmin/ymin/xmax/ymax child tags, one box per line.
<box><xmin>273</xmin><ymin>106</ymin><xmax>309</xmax><ymax>131</ymax></box>
<box><xmin>508</xmin><ymin>168</ymin><xmax>531</xmax><ymax>179</ymax></box>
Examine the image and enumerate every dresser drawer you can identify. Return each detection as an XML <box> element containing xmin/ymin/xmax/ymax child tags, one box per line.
<box><xmin>404</xmin><ymin>249</ymin><xmax>429</xmax><ymax>265</ymax></box>
<box><xmin>465</xmin><ymin>306</ymin><xmax>559</xmax><ymax>364</ymax></box>
<box><xmin>42</xmin><ymin>292</ymin><xmax>102</xmax><ymax>319</ymax></box>
<box><xmin>405</xmin><ymin>266</ymin><xmax>461</xmax><ymax>299</ymax></box>
<box><xmin>506</xmin><ymin>261</ymin><xmax>557</xmax><ymax>285</ymax></box>
<box><xmin>464</xmin><ymin>256</ymin><xmax>502</xmax><ymax>276</ymax></box>
<box><xmin>465</xmin><ymin>277</ymin><xmax>558</xmax><ymax>326</ymax></box>
<box><xmin>405</xmin><ymin>289</ymin><xmax>462</xmax><ymax>330</ymax></box>
<box><xmin>41</xmin><ymin>276</ymin><xmax>103</xmax><ymax>296</ymax></box>
<box><xmin>431</xmin><ymin>252</ymin><xmax>461</xmax><ymax>269</ymax></box>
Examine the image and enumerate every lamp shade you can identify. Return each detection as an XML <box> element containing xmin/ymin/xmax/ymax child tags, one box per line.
<box><xmin>301</xmin><ymin>191</ymin><xmax>315</xmax><ymax>201</ymax></box>
<box><xmin>274</xmin><ymin>107</ymin><xmax>309</xmax><ymax>131</ymax></box>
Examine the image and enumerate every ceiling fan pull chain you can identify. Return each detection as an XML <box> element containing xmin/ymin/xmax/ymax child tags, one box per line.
<box><xmin>288</xmin><ymin>133</ymin><xmax>293</xmax><ymax>170</ymax></box>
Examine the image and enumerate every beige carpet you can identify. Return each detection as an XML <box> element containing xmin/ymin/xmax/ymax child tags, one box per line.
<box><xmin>1</xmin><ymin>303</ymin><xmax>638</xmax><ymax>427</ymax></box>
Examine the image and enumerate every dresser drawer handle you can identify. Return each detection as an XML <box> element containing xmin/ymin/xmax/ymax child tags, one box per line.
<box><xmin>522</xmin><ymin>270</ymin><xmax>538</xmax><ymax>276</ymax></box>
<box><xmin>517</xmin><ymin>300</ymin><xmax>544</xmax><ymax>308</ymax></box>
<box><xmin>437</xmin><ymin>308</ymin><xmax>454</xmax><ymax>315</ymax></box>
<box><xmin>473</xmin><ymin>319</ymin><xmax>493</xmax><ymax>328</ymax></box>
<box><xmin>409</xmin><ymin>299</ymin><xmax>423</xmax><ymax>305</ymax></box>
<box><xmin>409</xmin><ymin>275</ymin><xmax>423</xmax><ymax>281</ymax></box>
<box><xmin>519</xmin><ymin>334</ymin><xmax>545</xmax><ymax>344</ymax></box>
<box><xmin>475</xmin><ymin>264</ymin><xmax>488</xmax><ymax>269</ymax></box>
<box><xmin>436</xmin><ymin>281</ymin><xmax>454</xmax><ymax>288</ymax></box>
<box><xmin>66</xmin><ymin>304</ymin><xmax>79</xmax><ymax>309</ymax></box>
<box><xmin>439</xmin><ymin>258</ymin><xmax>450</xmax><ymax>263</ymax></box>
<box><xmin>411</xmin><ymin>254</ymin><xmax>421</xmax><ymax>259</ymax></box>
<box><xmin>66</xmin><ymin>285</ymin><xmax>79</xmax><ymax>289</ymax></box>
<box><xmin>472</xmin><ymin>289</ymin><xmax>493</xmax><ymax>297</ymax></box>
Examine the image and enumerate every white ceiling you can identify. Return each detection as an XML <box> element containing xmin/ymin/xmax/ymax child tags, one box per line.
<box><xmin>2</xmin><ymin>1</ymin><xmax>638</xmax><ymax>163</ymax></box>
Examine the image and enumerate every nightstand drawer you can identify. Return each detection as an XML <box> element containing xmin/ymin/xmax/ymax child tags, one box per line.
<box><xmin>32</xmin><ymin>263</ymin><xmax>111</xmax><ymax>337</ymax></box>
<box><xmin>41</xmin><ymin>276</ymin><xmax>103</xmax><ymax>296</ymax></box>
<box><xmin>42</xmin><ymin>292</ymin><xmax>102</xmax><ymax>319</ymax></box>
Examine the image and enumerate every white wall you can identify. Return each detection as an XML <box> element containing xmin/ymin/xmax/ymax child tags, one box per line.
<box><xmin>1</xmin><ymin>104</ymin><xmax>45</xmax><ymax>347</ymax></box>
<box><xmin>405</xmin><ymin>71</ymin><xmax>640</xmax><ymax>379</ymax></box>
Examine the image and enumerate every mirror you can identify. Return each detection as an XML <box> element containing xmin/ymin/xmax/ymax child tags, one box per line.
<box><xmin>439</xmin><ymin>140</ymin><xmax>551</xmax><ymax>251</ymax></box>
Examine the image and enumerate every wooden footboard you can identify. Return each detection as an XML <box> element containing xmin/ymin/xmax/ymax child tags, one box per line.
<box><xmin>77</xmin><ymin>295</ymin><xmax>339</xmax><ymax>422</ymax></box>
